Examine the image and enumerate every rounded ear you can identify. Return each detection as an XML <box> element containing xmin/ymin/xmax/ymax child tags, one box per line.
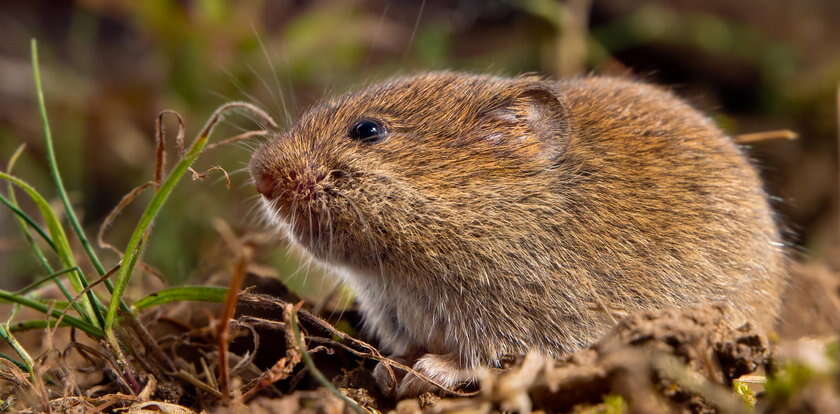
<box><xmin>478</xmin><ymin>81</ymin><xmax>569</xmax><ymax>160</ymax></box>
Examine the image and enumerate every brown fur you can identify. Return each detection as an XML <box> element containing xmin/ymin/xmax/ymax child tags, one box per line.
<box><xmin>249</xmin><ymin>72</ymin><xmax>787</xmax><ymax>396</ymax></box>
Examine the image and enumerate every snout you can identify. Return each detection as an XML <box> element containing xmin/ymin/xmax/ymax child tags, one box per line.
<box><xmin>250</xmin><ymin>160</ymin><xmax>327</xmax><ymax>202</ymax></box>
<box><xmin>254</xmin><ymin>170</ymin><xmax>275</xmax><ymax>197</ymax></box>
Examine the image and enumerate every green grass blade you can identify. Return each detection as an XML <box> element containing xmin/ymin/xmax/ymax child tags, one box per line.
<box><xmin>132</xmin><ymin>286</ymin><xmax>227</xmax><ymax>311</ymax></box>
<box><xmin>0</xmin><ymin>352</ymin><xmax>29</xmax><ymax>372</ymax></box>
<box><xmin>31</xmin><ymin>39</ymin><xmax>109</xmax><ymax>279</ymax></box>
<box><xmin>0</xmin><ymin>199</ymin><xmax>76</xmax><ymax>302</ymax></box>
<box><xmin>13</xmin><ymin>267</ymin><xmax>80</xmax><ymax>296</ymax></box>
<box><xmin>9</xmin><ymin>319</ymin><xmax>62</xmax><ymax>332</ymax></box>
<box><xmin>5</xmin><ymin>145</ymin><xmax>73</xmax><ymax>303</ymax></box>
<box><xmin>0</xmin><ymin>301</ymin><xmax>70</xmax><ymax>311</ymax></box>
<box><xmin>0</xmin><ymin>193</ymin><xmax>57</xmax><ymax>253</ymax></box>
<box><xmin>0</xmin><ymin>172</ymin><xmax>100</xmax><ymax>327</ymax></box>
<box><xmin>0</xmin><ymin>290</ymin><xmax>103</xmax><ymax>337</ymax></box>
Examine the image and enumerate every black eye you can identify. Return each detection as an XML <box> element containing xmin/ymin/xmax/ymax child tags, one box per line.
<box><xmin>348</xmin><ymin>119</ymin><xmax>388</xmax><ymax>144</ymax></box>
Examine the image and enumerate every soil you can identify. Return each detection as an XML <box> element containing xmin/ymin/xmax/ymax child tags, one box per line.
<box><xmin>3</xmin><ymin>262</ymin><xmax>840</xmax><ymax>413</ymax></box>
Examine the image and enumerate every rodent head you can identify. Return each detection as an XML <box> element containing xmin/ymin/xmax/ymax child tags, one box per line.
<box><xmin>249</xmin><ymin>72</ymin><xmax>569</xmax><ymax>270</ymax></box>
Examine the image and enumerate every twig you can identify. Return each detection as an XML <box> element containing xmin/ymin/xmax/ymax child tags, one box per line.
<box><xmin>177</xmin><ymin>370</ymin><xmax>223</xmax><ymax>398</ymax></box>
<box><xmin>555</xmin><ymin>0</ymin><xmax>591</xmax><ymax>77</ymax></box>
<box><xmin>734</xmin><ymin>129</ymin><xmax>799</xmax><ymax>144</ymax></box>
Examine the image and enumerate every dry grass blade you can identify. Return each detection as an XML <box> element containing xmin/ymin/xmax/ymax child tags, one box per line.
<box><xmin>155</xmin><ymin>110</ymin><xmax>185</xmax><ymax>185</ymax></box>
<box><xmin>197</xmin><ymin>102</ymin><xmax>278</xmax><ymax>141</ymax></box>
<box><xmin>68</xmin><ymin>341</ymin><xmax>140</xmax><ymax>395</ymax></box>
<box><xmin>0</xmin><ymin>359</ymin><xmax>37</xmax><ymax>404</ymax></box>
<box><xmin>734</xmin><ymin>129</ymin><xmax>799</xmax><ymax>144</ymax></box>
<box><xmin>97</xmin><ymin>181</ymin><xmax>155</xmax><ymax>256</ymax></box>
<box><xmin>190</xmin><ymin>166</ymin><xmax>232</xmax><ymax>189</ymax></box>
<box><xmin>205</xmin><ymin>130</ymin><xmax>270</xmax><ymax>151</ymax></box>
<box><xmin>230</xmin><ymin>323</ymin><xmax>260</xmax><ymax>377</ymax></box>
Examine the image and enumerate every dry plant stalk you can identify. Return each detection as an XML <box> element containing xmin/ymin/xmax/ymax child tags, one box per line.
<box><xmin>213</xmin><ymin>219</ymin><xmax>254</xmax><ymax>402</ymax></box>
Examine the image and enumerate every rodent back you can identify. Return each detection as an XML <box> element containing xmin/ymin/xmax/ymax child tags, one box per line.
<box><xmin>547</xmin><ymin>77</ymin><xmax>785</xmax><ymax>326</ymax></box>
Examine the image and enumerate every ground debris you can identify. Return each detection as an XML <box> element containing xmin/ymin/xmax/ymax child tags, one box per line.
<box><xmin>222</xmin><ymin>389</ymin><xmax>348</xmax><ymax>414</ymax></box>
<box><xmin>10</xmin><ymin>287</ymin><xmax>840</xmax><ymax>413</ymax></box>
<box><xmin>759</xmin><ymin>336</ymin><xmax>840</xmax><ymax>414</ymax></box>
<box><xmin>395</xmin><ymin>305</ymin><xmax>769</xmax><ymax>414</ymax></box>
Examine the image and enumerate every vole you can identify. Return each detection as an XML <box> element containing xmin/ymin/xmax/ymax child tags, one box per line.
<box><xmin>249</xmin><ymin>72</ymin><xmax>787</xmax><ymax>398</ymax></box>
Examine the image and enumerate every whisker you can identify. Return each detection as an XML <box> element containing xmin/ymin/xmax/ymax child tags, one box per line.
<box><xmin>223</xmin><ymin>68</ymin><xmax>268</xmax><ymax>112</ymax></box>
<box><xmin>252</xmin><ymin>23</ymin><xmax>293</xmax><ymax>128</ymax></box>
<box><xmin>363</xmin><ymin>0</ymin><xmax>391</xmax><ymax>68</ymax></box>
<box><xmin>403</xmin><ymin>0</ymin><xmax>427</xmax><ymax>61</ymax></box>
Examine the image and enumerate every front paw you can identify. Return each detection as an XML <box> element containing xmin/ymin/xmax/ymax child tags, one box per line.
<box><xmin>373</xmin><ymin>358</ymin><xmax>407</xmax><ymax>397</ymax></box>
<box><xmin>396</xmin><ymin>353</ymin><xmax>474</xmax><ymax>400</ymax></box>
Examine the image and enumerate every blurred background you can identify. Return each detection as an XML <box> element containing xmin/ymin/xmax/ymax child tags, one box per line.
<box><xmin>0</xmin><ymin>1</ymin><xmax>837</xmax><ymax>319</ymax></box>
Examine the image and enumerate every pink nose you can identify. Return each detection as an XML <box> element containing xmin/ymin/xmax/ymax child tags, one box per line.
<box><xmin>255</xmin><ymin>173</ymin><xmax>275</xmax><ymax>197</ymax></box>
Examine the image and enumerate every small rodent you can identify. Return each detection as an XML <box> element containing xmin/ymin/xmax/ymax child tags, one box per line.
<box><xmin>249</xmin><ymin>72</ymin><xmax>787</xmax><ymax>397</ymax></box>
